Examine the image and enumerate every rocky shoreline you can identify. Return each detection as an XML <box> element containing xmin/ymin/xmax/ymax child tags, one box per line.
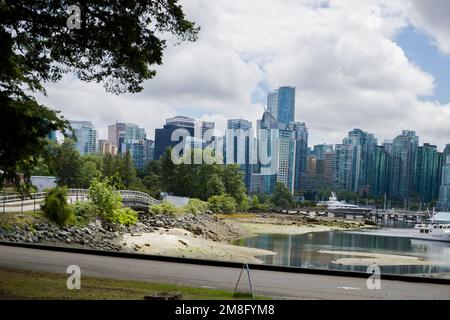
<box><xmin>0</xmin><ymin>213</ymin><xmax>251</xmax><ymax>252</ymax></box>
<box><xmin>0</xmin><ymin>212</ymin><xmax>372</xmax><ymax>262</ymax></box>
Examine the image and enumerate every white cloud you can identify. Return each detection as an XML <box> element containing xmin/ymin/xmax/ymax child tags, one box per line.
<box><xmin>409</xmin><ymin>0</ymin><xmax>450</xmax><ymax>54</ymax></box>
<box><xmin>37</xmin><ymin>0</ymin><xmax>450</xmax><ymax>150</ymax></box>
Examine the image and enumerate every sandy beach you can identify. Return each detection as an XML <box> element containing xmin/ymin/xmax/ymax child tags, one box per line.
<box><xmin>122</xmin><ymin>227</ymin><xmax>275</xmax><ymax>264</ymax></box>
<box><xmin>122</xmin><ymin>214</ymin><xmax>377</xmax><ymax>263</ymax></box>
<box><xmin>319</xmin><ymin>250</ymin><xmax>433</xmax><ymax>266</ymax></box>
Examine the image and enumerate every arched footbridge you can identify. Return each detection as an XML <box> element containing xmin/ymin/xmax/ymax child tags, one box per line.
<box><xmin>1</xmin><ymin>189</ymin><xmax>160</xmax><ymax>213</ymax></box>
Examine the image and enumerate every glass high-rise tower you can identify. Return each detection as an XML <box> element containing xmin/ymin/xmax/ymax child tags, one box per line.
<box><xmin>266</xmin><ymin>86</ymin><xmax>296</xmax><ymax>125</ymax></box>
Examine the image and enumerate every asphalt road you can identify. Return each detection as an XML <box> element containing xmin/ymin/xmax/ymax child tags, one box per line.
<box><xmin>0</xmin><ymin>245</ymin><xmax>449</xmax><ymax>300</ymax></box>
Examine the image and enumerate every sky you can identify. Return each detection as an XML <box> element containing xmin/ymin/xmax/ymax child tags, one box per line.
<box><xmin>36</xmin><ymin>0</ymin><xmax>450</xmax><ymax>151</ymax></box>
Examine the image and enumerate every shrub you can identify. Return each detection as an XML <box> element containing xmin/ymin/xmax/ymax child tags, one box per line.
<box><xmin>41</xmin><ymin>187</ymin><xmax>74</xmax><ymax>225</ymax></box>
<box><xmin>149</xmin><ymin>201</ymin><xmax>178</xmax><ymax>216</ymax></box>
<box><xmin>109</xmin><ymin>208</ymin><xmax>138</xmax><ymax>227</ymax></box>
<box><xmin>207</xmin><ymin>194</ymin><xmax>237</xmax><ymax>214</ymax></box>
<box><xmin>87</xmin><ymin>177</ymin><xmax>123</xmax><ymax>223</ymax></box>
<box><xmin>72</xmin><ymin>201</ymin><xmax>97</xmax><ymax>226</ymax></box>
<box><xmin>182</xmin><ymin>198</ymin><xmax>209</xmax><ymax>215</ymax></box>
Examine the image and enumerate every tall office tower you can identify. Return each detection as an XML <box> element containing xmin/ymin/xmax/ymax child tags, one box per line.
<box><xmin>125</xmin><ymin>123</ymin><xmax>146</xmax><ymax>142</ymax></box>
<box><xmin>277</xmin><ymin>86</ymin><xmax>296</xmax><ymax>125</ymax></box>
<box><xmin>227</xmin><ymin>119</ymin><xmax>253</xmax><ymax>191</ymax></box>
<box><xmin>347</xmin><ymin>129</ymin><xmax>377</xmax><ymax>194</ymax></box>
<box><xmin>334</xmin><ymin>142</ymin><xmax>355</xmax><ymax>192</ymax></box>
<box><xmin>108</xmin><ymin>122</ymin><xmax>127</xmax><ymax>153</ymax></box>
<box><xmin>127</xmin><ymin>140</ymin><xmax>145</xmax><ymax>169</ymax></box>
<box><xmin>291</xmin><ymin>122</ymin><xmax>308</xmax><ymax>191</ymax></box>
<box><xmin>313</xmin><ymin>144</ymin><xmax>334</xmax><ymax>160</ymax></box>
<box><xmin>143</xmin><ymin>139</ymin><xmax>154</xmax><ymax>164</ymax></box>
<box><xmin>334</xmin><ymin>129</ymin><xmax>377</xmax><ymax>194</ymax></box>
<box><xmin>267</xmin><ymin>90</ymin><xmax>279</xmax><ymax>120</ymax></box>
<box><xmin>324</xmin><ymin>151</ymin><xmax>336</xmax><ymax>186</ymax></box>
<box><xmin>389</xmin><ymin>130</ymin><xmax>419</xmax><ymax>201</ymax></box>
<box><xmin>382</xmin><ymin>140</ymin><xmax>393</xmax><ymax>154</ymax></box>
<box><xmin>69</xmin><ymin>120</ymin><xmax>98</xmax><ymax>155</ymax></box>
<box><xmin>438</xmin><ymin>153</ymin><xmax>450</xmax><ymax>210</ymax></box>
<box><xmin>154</xmin><ymin>116</ymin><xmax>195</xmax><ymax>160</ymax></box>
<box><xmin>266</xmin><ymin>86</ymin><xmax>295</xmax><ymax>125</ymax></box>
<box><xmin>277</xmin><ymin>129</ymin><xmax>296</xmax><ymax>193</ymax></box>
<box><xmin>108</xmin><ymin>122</ymin><xmax>146</xmax><ymax>154</ymax></box>
<box><xmin>416</xmin><ymin>143</ymin><xmax>441</xmax><ymax>203</ymax></box>
<box><xmin>374</xmin><ymin>145</ymin><xmax>389</xmax><ymax>197</ymax></box>
<box><xmin>258</xmin><ymin>112</ymin><xmax>279</xmax><ymax>194</ymax></box>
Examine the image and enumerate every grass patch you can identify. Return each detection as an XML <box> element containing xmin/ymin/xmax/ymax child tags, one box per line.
<box><xmin>0</xmin><ymin>211</ymin><xmax>49</xmax><ymax>231</ymax></box>
<box><xmin>0</xmin><ymin>267</ymin><xmax>268</xmax><ymax>300</ymax></box>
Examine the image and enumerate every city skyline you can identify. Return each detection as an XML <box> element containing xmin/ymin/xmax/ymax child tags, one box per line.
<box><xmin>35</xmin><ymin>0</ymin><xmax>450</xmax><ymax>150</ymax></box>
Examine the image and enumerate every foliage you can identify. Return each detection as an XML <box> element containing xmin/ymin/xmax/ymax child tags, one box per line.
<box><xmin>149</xmin><ymin>201</ymin><xmax>178</xmax><ymax>216</ymax></box>
<box><xmin>156</xmin><ymin>149</ymin><xmax>247</xmax><ymax>207</ymax></box>
<box><xmin>0</xmin><ymin>1</ymin><xmax>199</xmax><ymax>187</ymax></box>
<box><xmin>41</xmin><ymin>187</ymin><xmax>74</xmax><ymax>225</ymax></box>
<box><xmin>182</xmin><ymin>198</ymin><xmax>209</xmax><ymax>215</ymax></box>
<box><xmin>109</xmin><ymin>208</ymin><xmax>138</xmax><ymax>227</ymax></box>
<box><xmin>271</xmin><ymin>182</ymin><xmax>293</xmax><ymax>209</ymax></box>
<box><xmin>207</xmin><ymin>195</ymin><xmax>237</xmax><ymax>214</ymax></box>
<box><xmin>54</xmin><ymin>139</ymin><xmax>83</xmax><ymax>187</ymax></box>
<box><xmin>0</xmin><ymin>97</ymin><xmax>68</xmax><ymax>187</ymax></box>
<box><xmin>87</xmin><ymin>177</ymin><xmax>123</xmax><ymax>224</ymax></box>
<box><xmin>72</xmin><ymin>201</ymin><xmax>97</xmax><ymax>226</ymax></box>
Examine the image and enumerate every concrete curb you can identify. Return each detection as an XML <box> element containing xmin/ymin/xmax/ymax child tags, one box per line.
<box><xmin>0</xmin><ymin>241</ymin><xmax>449</xmax><ymax>285</ymax></box>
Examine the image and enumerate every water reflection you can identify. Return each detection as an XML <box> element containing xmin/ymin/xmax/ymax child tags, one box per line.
<box><xmin>234</xmin><ymin>231</ymin><xmax>450</xmax><ymax>276</ymax></box>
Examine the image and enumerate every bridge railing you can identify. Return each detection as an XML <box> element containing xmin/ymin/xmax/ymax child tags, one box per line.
<box><xmin>1</xmin><ymin>188</ymin><xmax>160</xmax><ymax>211</ymax></box>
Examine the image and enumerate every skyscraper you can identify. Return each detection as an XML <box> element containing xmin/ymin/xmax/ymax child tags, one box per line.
<box><xmin>389</xmin><ymin>130</ymin><xmax>419</xmax><ymax>201</ymax></box>
<box><xmin>334</xmin><ymin>129</ymin><xmax>377</xmax><ymax>194</ymax></box>
<box><xmin>438</xmin><ymin>145</ymin><xmax>450</xmax><ymax>210</ymax></box>
<box><xmin>154</xmin><ymin>116</ymin><xmax>195</xmax><ymax>160</ymax></box>
<box><xmin>313</xmin><ymin>144</ymin><xmax>334</xmax><ymax>160</ymax></box>
<box><xmin>291</xmin><ymin>122</ymin><xmax>308</xmax><ymax>191</ymax></box>
<box><xmin>374</xmin><ymin>145</ymin><xmax>389</xmax><ymax>197</ymax></box>
<box><xmin>416</xmin><ymin>143</ymin><xmax>441</xmax><ymax>203</ymax></box>
<box><xmin>277</xmin><ymin>86</ymin><xmax>296</xmax><ymax>125</ymax></box>
<box><xmin>267</xmin><ymin>90</ymin><xmax>279</xmax><ymax>120</ymax></box>
<box><xmin>227</xmin><ymin>119</ymin><xmax>253</xmax><ymax>191</ymax></box>
<box><xmin>334</xmin><ymin>142</ymin><xmax>355</xmax><ymax>192</ymax></box>
<box><xmin>108</xmin><ymin>122</ymin><xmax>146</xmax><ymax>154</ymax></box>
<box><xmin>108</xmin><ymin>122</ymin><xmax>127</xmax><ymax>153</ymax></box>
<box><xmin>69</xmin><ymin>120</ymin><xmax>98</xmax><ymax>155</ymax></box>
<box><xmin>276</xmin><ymin>129</ymin><xmax>296</xmax><ymax>192</ymax></box>
<box><xmin>266</xmin><ymin>86</ymin><xmax>295</xmax><ymax>125</ymax></box>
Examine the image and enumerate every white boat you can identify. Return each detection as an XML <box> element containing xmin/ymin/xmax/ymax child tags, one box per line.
<box><xmin>318</xmin><ymin>192</ymin><xmax>372</xmax><ymax>215</ymax></box>
<box><xmin>408</xmin><ymin>210</ymin><xmax>450</xmax><ymax>242</ymax></box>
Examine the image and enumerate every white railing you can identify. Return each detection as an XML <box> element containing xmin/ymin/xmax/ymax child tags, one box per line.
<box><xmin>1</xmin><ymin>188</ymin><xmax>160</xmax><ymax>212</ymax></box>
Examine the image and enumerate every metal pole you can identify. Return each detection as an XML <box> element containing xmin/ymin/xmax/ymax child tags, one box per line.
<box><xmin>33</xmin><ymin>192</ymin><xmax>36</xmax><ymax>212</ymax></box>
<box><xmin>245</xmin><ymin>264</ymin><xmax>254</xmax><ymax>299</ymax></box>
<box><xmin>3</xmin><ymin>189</ymin><xmax>5</xmax><ymax>214</ymax></box>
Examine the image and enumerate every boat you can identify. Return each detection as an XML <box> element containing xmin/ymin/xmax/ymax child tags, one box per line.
<box><xmin>318</xmin><ymin>192</ymin><xmax>372</xmax><ymax>215</ymax></box>
<box><xmin>408</xmin><ymin>209</ymin><xmax>450</xmax><ymax>242</ymax></box>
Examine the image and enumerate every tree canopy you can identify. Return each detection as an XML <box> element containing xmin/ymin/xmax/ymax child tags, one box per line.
<box><xmin>0</xmin><ymin>0</ymin><xmax>199</xmax><ymax>187</ymax></box>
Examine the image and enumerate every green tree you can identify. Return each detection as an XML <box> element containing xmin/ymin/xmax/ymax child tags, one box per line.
<box><xmin>54</xmin><ymin>139</ymin><xmax>82</xmax><ymax>187</ymax></box>
<box><xmin>207</xmin><ymin>195</ymin><xmax>237</xmax><ymax>214</ymax></box>
<box><xmin>120</xmin><ymin>151</ymin><xmax>136</xmax><ymax>188</ymax></box>
<box><xmin>205</xmin><ymin>173</ymin><xmax>226</xmax><ymax>199</ymax></box>
<box><xmin>87</xmin><ymin>176</ymin><xmax>138</xmax><ymax>226</ymax></box>
<box><xmin>271</xmin><ymin>182</ymin><xmax>293</xmax><ymax>209</ymax></box>
<box><xmin>221</xmin><ymin>164</ymin><xmax>247</xmax><ymax>206</ymax></box>
<box><xmin>1</xmin><ymin>1</ymin><xmax>199</xmax><ymax>186</ymax></box>
<box><xmin>79</xmin><ymin>160</ymin><xmax>101</xmax><ymax>189</ymax></box>
<box><xmin>41</xmin><ymin>187</ymin><xmax>74</xmax><ymax>225</ymax></box>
